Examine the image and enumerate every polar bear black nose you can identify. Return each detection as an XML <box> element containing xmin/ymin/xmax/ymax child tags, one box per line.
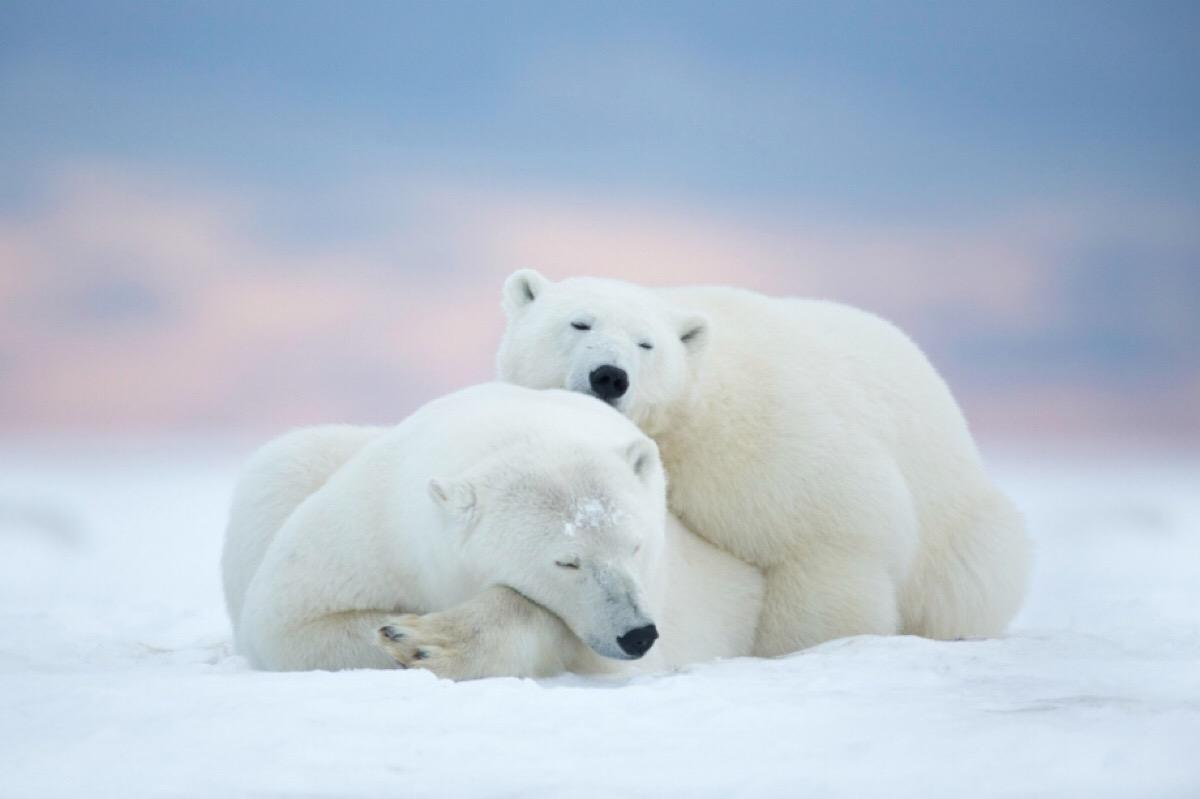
<box><xmin>616</xmin><ymin>624</ymin><xmax>658</xmax><ymax>658</ymax></box>
<box><xmin>589</xmin><ymin>365</ymin><xmax>629</xmax><ymax>401</ymax></box>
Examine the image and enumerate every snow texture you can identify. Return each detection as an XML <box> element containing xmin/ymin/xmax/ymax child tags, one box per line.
<box><xmin>1</xmin><ymin>442</ymin><xmax>1197</xmax><ymax>798</ymax></box>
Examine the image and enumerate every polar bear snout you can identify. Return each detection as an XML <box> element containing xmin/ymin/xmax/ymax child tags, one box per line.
<box><xmin>589</xmin><ymin>365</ymin><xmax>629</xmax><ymax>402</ymax></box>
<box><xmin>616</xmin><ymin>623</ymin><xmax>659</xmax><ymax>658</ymax></box>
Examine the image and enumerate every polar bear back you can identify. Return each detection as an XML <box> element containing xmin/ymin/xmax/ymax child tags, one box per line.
<box><xmin>656</xmin><ymin>285</ymin><xmax>995</xmax><ymax>551</ymax></box>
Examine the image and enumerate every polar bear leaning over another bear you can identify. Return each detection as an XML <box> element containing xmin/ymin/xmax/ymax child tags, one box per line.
<box><xmin>497</xmin><ymin>271</ymin><xmax>1030</xmax><ymax>656</ymax></box>
<box><xmin>222</xmin><ymin>383</ymin><xmax>762</xmax><ymax>677</ymax></box>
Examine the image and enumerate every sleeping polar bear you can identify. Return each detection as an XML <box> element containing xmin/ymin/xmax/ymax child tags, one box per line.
<box><xmin>222</xmin><ymin>383</ymin><xmax>762</xmax><ymax>678</ymax></box>
<box><xmin>497</xmin><ymin>271</ymin><xmax>1031</xmax><ymax>656</ymax></box>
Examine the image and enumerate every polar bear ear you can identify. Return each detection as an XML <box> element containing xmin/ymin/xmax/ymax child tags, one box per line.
<box><xmin>624</xmin><ymin>438</ymin><xmax>661</xmax><ymax>483</ymax></box>
<box><xmin>502</xmin><ymin>269</ymin><xmax>550</xmax><ymax>316</ymax></box>
<box><xmin>677</xmin><ymin>312</ymin><xmax>709</xmax><ymax>353</ymax></box>
<box><xmin>428</xmin><ymin>478</ymin><xmax>478</xmax><ymax>524</ymax></box>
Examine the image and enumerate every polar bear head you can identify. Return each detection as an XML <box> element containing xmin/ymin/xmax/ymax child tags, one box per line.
<box><xmin>428</xmin><ymin>430</ymin><xmax>668</xmax><ymax>661</ymax></box>
<box><xmin>496</xmin><ymin>270</ymin><xmax>707</xmax><ymax>435</ymax></box>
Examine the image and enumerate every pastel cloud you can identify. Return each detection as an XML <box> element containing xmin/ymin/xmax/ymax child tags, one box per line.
<box><xmin>0</xmin><ymin>163</ymin><xmax>1195</xmax><ymax>442</ymax></box>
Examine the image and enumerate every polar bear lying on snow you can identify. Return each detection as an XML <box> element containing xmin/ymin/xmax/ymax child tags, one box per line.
<box><xmin>498</xmin><ymin>271</ymin><xmax>1030</xmax><ymax>655</ymax></box>
<box><xmin>222</xmin><ymin>383</ymin><xmax>762</xmax><ymax>677</ymax></box>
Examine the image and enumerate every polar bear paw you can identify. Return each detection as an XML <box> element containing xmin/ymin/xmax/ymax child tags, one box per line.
<box><xmin>377</xmin><ymin>614</ymin><xmax>473</xmax><ymax>679</ymax></box>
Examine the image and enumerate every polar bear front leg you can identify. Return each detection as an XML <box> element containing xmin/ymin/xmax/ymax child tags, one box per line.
<box><xmin>753</xmin><ymin>557</ymin><xmax>901</xmax><ymax>657</ymax></box>
<box><xmin>376</xmin><ymin>585</ymin><xmax>589</xmax><ymax>680</ymax></box>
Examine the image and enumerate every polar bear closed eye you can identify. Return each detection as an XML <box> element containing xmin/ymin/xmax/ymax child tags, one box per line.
<box><xmin>497</xmin><ymin>271</ymin><xmax>1031</xmax><ymax>656</ymax></box>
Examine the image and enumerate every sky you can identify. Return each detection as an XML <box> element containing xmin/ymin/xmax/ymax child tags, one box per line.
<box><xmin>1</xmin><ymin>1</ymin><xmax>1198</xmax><ymax>443</ymax></box>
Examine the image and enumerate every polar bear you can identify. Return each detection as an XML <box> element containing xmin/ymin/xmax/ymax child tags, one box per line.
<box><xmin>222</xmin><ymin>382</ymin><xmax>762</xmax><ymax>677</ymax></box>
<box><xmin>496</xmin><ymin>271</ymin><xmax>1030</xmax><ymax>656</ymax></box>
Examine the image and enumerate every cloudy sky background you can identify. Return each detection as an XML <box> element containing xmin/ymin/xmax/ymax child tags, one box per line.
<box><xmin>2</xmin><ymin>2</ymin><xmax>1197</xmax><ymax>443</ymax></box>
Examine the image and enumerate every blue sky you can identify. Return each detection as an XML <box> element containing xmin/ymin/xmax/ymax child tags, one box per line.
<box><xmin>5</xmin><ymin>1</ymin><xmax>1198</xmax><ymax>212</ymax></box>
<box><xmin>1</xmin><ymin>1</ymin><xmax>1197</xmax><ymax>438</ymax></box>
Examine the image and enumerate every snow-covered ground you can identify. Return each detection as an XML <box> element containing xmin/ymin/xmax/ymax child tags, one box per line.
<box><xmin>1</xmin><ymin>441</ymin><xmax>1197</xmax><ymax>798</ymax></box>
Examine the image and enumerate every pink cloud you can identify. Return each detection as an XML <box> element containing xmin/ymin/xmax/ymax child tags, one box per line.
<box><xmin>0</xmin><ymin>163</ymin><xmax>1194</xmax><ymax>442</ymax></box>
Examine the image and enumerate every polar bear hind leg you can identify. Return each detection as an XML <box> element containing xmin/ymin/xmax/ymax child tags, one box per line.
<box><xmin>900</xmin><ymin>493</ymin><xmax>1030</xmax><ymax>640</ymax></box>
<box><xmin>222</xmin><ymin>424</ymin><xmax>386</xmax><ymax>626</ymax></box>
<box><xmin>753</xmin><ymin>557</ymin><xmax>901</xmax><ymax>656</ymax></box>
<box><xmin>750</xmin><ymin>452</ymin><xmax>917</xmax><ymax>656</ymax></box>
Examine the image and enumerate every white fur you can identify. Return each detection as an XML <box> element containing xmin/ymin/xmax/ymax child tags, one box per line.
<box><xmin>497</xmin><ymin>272</ymin><xmax>1031</xmax><ymax>656</ymax></box>
<box><xmin>222</xmin><ymin>383</ymin><xmax>762</xmax><ymax>677</ymax></box>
